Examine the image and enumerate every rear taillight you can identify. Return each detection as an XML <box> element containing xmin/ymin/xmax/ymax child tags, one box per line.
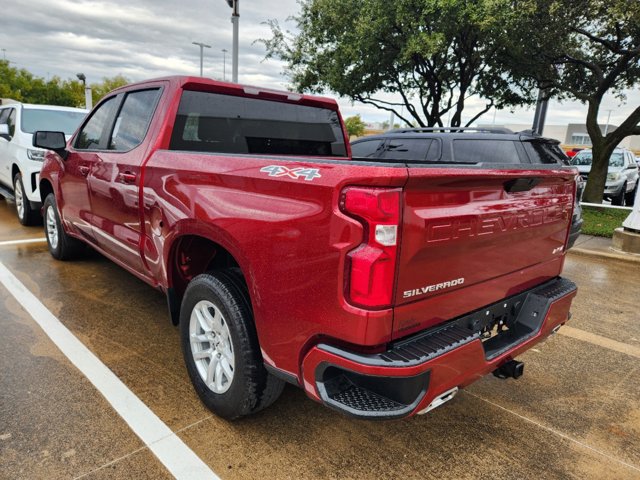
<box><xmin>339</xmin><ymin>187</ymin><xmax>401</xmax><ymax>309</ymax></box>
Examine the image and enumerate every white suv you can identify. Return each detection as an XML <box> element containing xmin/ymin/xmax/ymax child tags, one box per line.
<box><xmin>0</xmin><ymin>103</ymin><xmax>86</xmax><ymax>224</ymax></box>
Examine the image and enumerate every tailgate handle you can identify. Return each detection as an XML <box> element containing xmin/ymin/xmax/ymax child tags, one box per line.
<box><xmin>504</xmin><ymin>177</ymin><xmax>540</xmax><ymax>193</ymax></box>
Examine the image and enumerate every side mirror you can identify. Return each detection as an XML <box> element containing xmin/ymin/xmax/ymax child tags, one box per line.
<box><xmin>0</xmin><ymin>124</ymin><xmax>8</xmax><ymax>137</ymax></box>
<box><xmin>33</xmin><ymin>131</ymin><xmax>68</xmax><ymax>159</ymax></box>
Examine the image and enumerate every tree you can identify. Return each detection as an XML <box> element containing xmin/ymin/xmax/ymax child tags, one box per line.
<box><xmin>90</xmin><ymin>75</ymin><xmax>129</xmax><ymax>104</ymax></box>
<box><xmin>261</xmin><ymin>0</ymin><xmax>533</xmax><ymax>128</ymax></box>
<box><xmin>344</xmin><ymin>114</ymin><xmax>366</xmax><ymax>137</ymax></box>
<box><xmin>0</xmin><ymin>61</ymin><xmax>129</xmax><ymax>109</ymax></box>
<box><xmin>501</xmin><ymin>0</ymin><xmax>640</xmax><ymax>203</ymax></box>
<box><xmin>0</xmin><ymin>60</ymin><xmax>85</xmax><ymax>107</ymax></box>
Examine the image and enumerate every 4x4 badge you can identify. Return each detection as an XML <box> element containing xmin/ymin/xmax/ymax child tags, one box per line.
<box><xmin>260</xmin><ymin>165</ymin><xmax>321</xmax><ymax>181</ymax></box>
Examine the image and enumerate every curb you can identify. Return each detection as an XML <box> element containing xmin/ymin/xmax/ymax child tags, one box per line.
<box><xmin>568</xmin><ymin>246</ymin><xmax>640</xmax><ymax>264</ymax></box>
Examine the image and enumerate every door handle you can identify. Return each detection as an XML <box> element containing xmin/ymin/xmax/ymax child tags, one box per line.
<box><xmin>78</xmin><ymin>166</ymin><xmax>90</xmax><ymax>176</ymax></box>
<box><xmin>118</xmin><ymin>171</ymin><xmax>137</xmax><ymax>184</ymax></box>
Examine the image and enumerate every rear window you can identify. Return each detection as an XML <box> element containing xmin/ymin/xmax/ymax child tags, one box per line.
<box><xmin>452</xmin><ymin>139</ymin><xmax>520</xmax><ymax>164</ymax></box>
<box><xmin>524</xmin><ymin>141</ymin><xmax>568</xmax><ymax>164</ymax></box>
<box><xmin>169</xmin><ymin>90</ymin><xmax>346</xmax><ymax>157</ymax></box>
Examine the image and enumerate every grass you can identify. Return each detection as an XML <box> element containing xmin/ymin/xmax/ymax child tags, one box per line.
<box><xmin>581</xmin><ymin>206</ymin><xmax>630</xmax><ymax>238</ymax></box>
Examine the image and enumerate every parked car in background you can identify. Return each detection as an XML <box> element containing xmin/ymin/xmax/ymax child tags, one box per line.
<box><xmin>563</xmin><ymin>147</ymin><xmax>584</xmax><ymax>158</ymax></box>
<box><xmin>570</xmin><ymin>148</ymin><xmax>639</xmax><ymax>206</ymax></box>
<box><xmin>351</xmin><ymin>127</ymin><xmax>584</xmax><ymax>248</ymax></box>
<box><xmin>0</xmin><ymin>103</ymin><xmax>87</xmax><ymax>224</ymax></box>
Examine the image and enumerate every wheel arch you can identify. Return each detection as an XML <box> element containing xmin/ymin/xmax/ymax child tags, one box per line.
<box><xmin>39</xmin><ymin>178</ymin><xmax>55</xmax><ymax>204</ymax></box>
<box><xmin>11</xmin><ymin>164</ymin><xmax>20</xmax><ymax>183</ymax></box>
<box><xmin>164</xmin><ymin>230</ymin><xmax>252</xmax><ymax>325</ymax></box>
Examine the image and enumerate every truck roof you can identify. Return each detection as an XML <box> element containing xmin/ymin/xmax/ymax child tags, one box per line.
<box><xmin>107</xmin><ymin>75</ymin><xmax>340</xmax><ymax>111</ymax></box>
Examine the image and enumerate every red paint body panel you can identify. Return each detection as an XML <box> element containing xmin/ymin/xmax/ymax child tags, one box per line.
<box><xmin>39</xmin><ymin>76</ymin><xmax>578</xmax><ymax>417</ymax></box>
<box><xmin>141</xmin><ymin>150</ymin><xmax>407</xmax><ymax>372</ymax></box>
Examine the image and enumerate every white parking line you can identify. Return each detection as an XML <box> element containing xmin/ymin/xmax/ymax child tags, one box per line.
<box><xmin>558</xmin><ymin>325</ymin><xmax>640</xmax><ymax>360</ymax></box>
<box><xmin>0</xmin><ymin>261</ymin><xmax>219</xmax><ymax>480</ymax></box>
<box><xmin>0</xmin><ymin>238</ymin><xmax>47</xmax><ymax>247</ymax></box>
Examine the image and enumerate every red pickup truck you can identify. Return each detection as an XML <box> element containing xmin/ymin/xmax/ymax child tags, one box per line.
<box><xmin>34</xmin><ymin>76</ymin><xmax>577</xmax><ymax>420</ymax></box>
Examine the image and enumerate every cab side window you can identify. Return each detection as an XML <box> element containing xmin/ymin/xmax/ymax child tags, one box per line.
<box><xmin>380</xmin><ymin>138</ymin><xmax>433</xmax><ymax>161</ymax></box>
<box><xmin>7</xmin><ymin>109</ymin><xmax>16</xmax><ymax>137</ymax></box>
<box><xmin>0</xmin><ymin>109</ymin><xmax>9</xmax><ymax>139</ymax></box>
<box><xmin>108</xmin><ymin>89</ymin><xmax>160</xmax><ymax>151</ymax></box>
<box><xmin>75</xmin><ymin>97</ymin><xmax>118</xmax><ymax>150</ymax></box>
<box><xmin>351</xmin><ymin>139</ymin><xmax>383</xmax><ymax>158</ymax></box>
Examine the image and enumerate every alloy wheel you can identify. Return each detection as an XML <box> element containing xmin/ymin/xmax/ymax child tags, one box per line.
<box><xmin>46</xmin><ymin>205</ymin><xmax>59</xmax><ymax>250</ymax></box>
<box><xmin>189</xmin><ymin>300</ymin><xmax>235</xmax><ymax>394</ymax></box>
<box><xmin>15</xmin><ymin>179</ymin><xmax>24</xmax><ymax>220</ymax></box>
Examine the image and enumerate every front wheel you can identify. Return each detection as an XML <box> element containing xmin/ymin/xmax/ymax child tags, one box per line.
<box><xmin>43</xmin><ymin>193</ymin><xmax>84</xmax><ymax>260</ymax></box>
<box><xmin>14</xmin><ymin>172</ymin><xmax>40</xmax><ymax>226</ymax></box>
<box><xmin>180</xmin><ymin>270</ymin><xmax>284</xmax><ymax>420</ymax></box>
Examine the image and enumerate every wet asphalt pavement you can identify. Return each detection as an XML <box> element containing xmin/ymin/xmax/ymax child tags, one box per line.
<box><xmin>0</xmin><ymin>197</ymin><xmax>639</xmax><ymax>480</ymax></box>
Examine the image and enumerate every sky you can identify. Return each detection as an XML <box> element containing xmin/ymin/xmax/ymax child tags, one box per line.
<box><xmin>1</xmin><ymin>0</ymin><xmax>638</xmax><ymax>128</ymax></box>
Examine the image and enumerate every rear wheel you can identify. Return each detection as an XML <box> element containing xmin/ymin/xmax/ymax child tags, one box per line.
<box><xmin>180</xmin><ymin>270</ymin><xmax>284</xmax><ymax>419</ymax></box>
<box><xmin>625</xmin><ymin>182</ymin><xmax>637</xmax><ymax>206</ymax></box>
<box><xmin>43</xmin><ymin>193</ymin><xmax>84</xmax><ymax>260</ymax></box>
<box><xmin>14</xmin><ymin>172</ymin><xmax>40</xmax><ymax>226</ymax></box>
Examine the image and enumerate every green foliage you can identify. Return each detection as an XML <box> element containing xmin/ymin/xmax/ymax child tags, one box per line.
<box><xmin>581</xmin><ymin>206</ymin><xmax>630</xmax><ymax>238</ymax></box>
<box><xmin>0</xmin><ymin>60</ymin><xmax>84</xmax><ymax>106</ymax></box>
<box><xmin>90</xmin><ymin>74</ymin><xmax>129</xmax><ymax>104</ymax></box>
<box><xmin>0</xmin><ymin>61</ymin><xmax>129</xmax><ymax>108</ymax></box>
<box><xmin>501</xmin><ymin>0</ymin><xmax>640</xmax><ymax>203</ymax></box>
<box><xmin>261</xmin><ymin>0</ymin><xmax>533</xmax><ymax>128</ymax></box>
<box><xmin>344</xmin><ymin>114</ymin><xmax>366</xmax><ymax>137</ymax></box>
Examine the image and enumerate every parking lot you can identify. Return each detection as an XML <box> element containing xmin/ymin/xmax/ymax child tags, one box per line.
<box><xmin>0</xmin><ymin>197</ymin><xmax>639</xmax><ymax>480</ymax></box>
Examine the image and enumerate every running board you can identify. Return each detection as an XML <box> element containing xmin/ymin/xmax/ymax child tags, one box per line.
<box><xmin>0</xmin><ymin>184</ymin><xmax>15</xmax><ymax>202</ymax></box>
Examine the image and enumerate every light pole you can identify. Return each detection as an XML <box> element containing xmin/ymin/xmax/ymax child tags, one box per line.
<box><xmin>532</xmin><ymin>88</ymin><xmax>549</xmax><ymax>136</ymax></box>
<box><xmin>603</xmin><ymin>109</ymin><xmax>613</xmax><ymax>135</ymax></box>
<box><xmin>76</xmin><ymin>73</ymin><xmax>92</xmax><ymax>110</ymax></box>
<box><xmin>222</xmin><ymin>48</ymin><xmax>228</xmax><ymax>81</ymax></box>
<box><xmin>532</xmin><ymin>64</ymin><xmax>563</xmax><ymax>136</ymax></box>
<box><xmin>1</xmin><ymin>49</ymin><xmax>5</xmax><ymax>61</ymax></box>
<box><xmin>192</xmin><ymin>41</ymin><xmax>211</xmax><ymax>77</ymax></box>
<box><xmin>225</xmin><ymin>0</ymin><xmax>239</xmax><ymax>82</ymax></box>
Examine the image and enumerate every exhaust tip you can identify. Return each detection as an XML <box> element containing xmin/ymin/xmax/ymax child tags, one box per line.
<box><xmin>417</xmin><ymin>387</ymin><xmax>459</xmax><ymax>415</ymax></box>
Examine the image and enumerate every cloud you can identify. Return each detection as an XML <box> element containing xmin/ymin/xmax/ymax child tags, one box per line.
<box><xmin>1</xmin><ymin>0</ymin><xmax>637</xmax><ymax>129</ymax></box>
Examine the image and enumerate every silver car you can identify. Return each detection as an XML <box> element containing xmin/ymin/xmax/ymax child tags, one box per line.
<box><xmin>570</xmin><ymin>148</ymin><xmax>639</xmax><ymax>206</ymax></box>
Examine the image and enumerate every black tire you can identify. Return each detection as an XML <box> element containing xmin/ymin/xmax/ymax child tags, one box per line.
<box><xmin>13</xmin><ymin>172</ymin><xmax>40</xmax><ymax>226</ymax></box>
<box><xmin>180</xmin><ymin>270</ymin><xmax>284</xmax><ymax>420</ymax></box>
<box><xmin>625</xmin><ymin>182</ymin><xmax>637</xmax><ymax>206</ymax></box>
<box><xmin>43</xmin><ymin>193</ymin><xmax>84</xmax><ymax>260</ymax></box>
<box><xmin>611</xmin><ymin>184</ymin><xmax>626</xmax><ymax>206</ymax></box>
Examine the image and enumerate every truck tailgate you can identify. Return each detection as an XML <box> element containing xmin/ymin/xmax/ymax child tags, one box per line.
<box><xmin>393</xmin><ymin>167</ymin><xmax>575</xmax><ymax>339</ymax></box>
